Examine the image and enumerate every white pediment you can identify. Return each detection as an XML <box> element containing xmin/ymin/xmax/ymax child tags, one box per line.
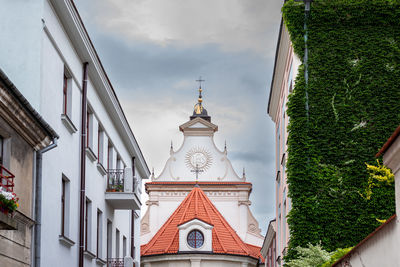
<box><xmin>154</xmin><ymin>118</ymin><xmax>244</xmax><ymax>182</ymax></box>
<box><xmin>179</xmin><ymin>117</ymin><xmax>218</xmax><ymax>133</ymax></box>
<box><xmin>189</xmin><ymin>122</ymin><xmax>209</xmax><ymax>128</ymax></box>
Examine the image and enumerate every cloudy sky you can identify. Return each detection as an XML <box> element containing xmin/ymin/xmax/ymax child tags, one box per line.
<box><xmin>75</xmin><ymin>0</ymin><xmax>283</xmax><ymax>233</ymax></box>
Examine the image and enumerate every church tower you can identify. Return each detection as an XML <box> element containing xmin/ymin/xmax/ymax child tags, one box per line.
<box><xmin>140</xmin><ymin>83</ymin><xmax>264</xmax><ymax>266</ymax></box>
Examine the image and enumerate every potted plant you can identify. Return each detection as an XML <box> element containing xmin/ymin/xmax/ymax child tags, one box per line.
<box><xmin>0</xmin><ymin>186</ymin><xmax>19</xmax><ymax>215</ymax></box>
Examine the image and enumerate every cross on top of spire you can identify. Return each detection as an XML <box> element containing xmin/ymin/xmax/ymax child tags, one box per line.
<box><xmin>196</xmin><ymin>76</ymin><xmax>205</xmax><ymax>88</ymax></box>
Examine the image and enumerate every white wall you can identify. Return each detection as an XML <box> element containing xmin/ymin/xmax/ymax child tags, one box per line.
<box><xmin>1</xmin><ymin>0</ymin><xmax>147</xmax><ymax>266</ymax></box>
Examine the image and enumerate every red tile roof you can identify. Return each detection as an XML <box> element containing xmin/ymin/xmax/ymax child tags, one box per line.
<box><xmin>141</xmin><ymin>186</ymin><xmax>262</xmax><ymax>260</ymax></box>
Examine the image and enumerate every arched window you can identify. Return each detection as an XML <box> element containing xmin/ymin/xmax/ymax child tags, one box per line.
<box><xmin>187</xmin><ymin>230</ymin><xmax>204</xmax><ymax>248</ymax></box>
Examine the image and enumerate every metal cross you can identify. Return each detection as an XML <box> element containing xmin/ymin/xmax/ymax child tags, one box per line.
<box><xmin>191</xmin><ymin>164</ymin><xmax>204</xmax><ymax>183</ymax></box>
<box><xmin>196</xmin><ymin>76</ymin><xmax>205</xmax><ymax>88</ymax></box>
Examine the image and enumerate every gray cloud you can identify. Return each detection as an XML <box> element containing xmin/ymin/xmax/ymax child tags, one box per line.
<box><xmin>77</xmin><ymin>0</ymin><xmax>282</xmax><ymax>55</ymax></box>
<box><xmin>75</xmin><ymin>0</ymin><xmax>281</xmax><ymax>234</ymax></box>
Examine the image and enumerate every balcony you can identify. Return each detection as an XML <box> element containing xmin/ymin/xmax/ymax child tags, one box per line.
<box><xmin>0</xmin><ymin>165</ymin><xmax>14</xmax><ymax>192</ymax></box>
<box><xmin>0</xmin><ymin>165</ymin><xmax>17</xmax><ymax>230</ymax></box>
<box><xmin>105</xmin><ymin>168</ymin><xmax>141</xmax><ymax>210</ymax></box>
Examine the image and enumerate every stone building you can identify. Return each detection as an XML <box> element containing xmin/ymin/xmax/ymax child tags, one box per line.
<box><xmin>0</xmin><ymin>69</ymin><xmax>58</xmax><ymax>266</ymax></box>
<box><xmin>140</xmin><ymin>88</ymin><xmax>264</xmax><ymax>267</ymax></box>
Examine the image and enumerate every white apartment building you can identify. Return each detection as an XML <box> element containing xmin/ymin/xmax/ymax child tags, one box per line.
<box><xmin>0</xmin><ymin>1</ymin><xmax>150</xmax><ymax>266</ymax></box>
<box><xmin>267</xmin><ymin>19</ymin><xmax>301</xmax><ymax>266</ymax></box>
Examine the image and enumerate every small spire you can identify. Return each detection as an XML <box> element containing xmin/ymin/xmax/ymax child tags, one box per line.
<box><xmin>242</xmin><ymin>167</ymin><xmax>246</xmax><ymax>179</ymax></box>
<box><xmin>194</xmin><ymin>76</ymin><xmax>205</xmax><ymax>114</ymax></box>
<box><xmin>151</xmin><ymin>167</ymin><xmax>155</xmax><ymax>179</ymax></box>
<box><xmin>170</xmin><ymin>141</ymin><xmax>174</xmax><ymax>155</ymax></box>
<box><xmin>224</xmin><ymin>140</ymin><xmax>227</xmax><ymax>154</ymax></box>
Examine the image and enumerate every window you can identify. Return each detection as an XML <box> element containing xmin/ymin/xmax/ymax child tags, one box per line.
<box><xmin>63</xmin><ymin>74</ymin><xmax>68</xmax><ymax>115</ymax></box>
<box><xmin>116</xmin><ymin>229</ymin><xmax>120</xmax><ymax>257</ymax></box>
<box><xmin>187</xmin><ymin>230</ymin><xmax>204</xmax><ymax>248</ymax></box>
<box><xmin>107</xmin><ymin>142</ymin><xmax>114</xmax><ymax>170</ymax></box>
<box><xmin>96</xmin><ymin>210</ymin><xmax>103</xmax><ymax>258</ymax></box>
<box><xmin>86</xmin><ymin>108</ymin><xmax>94</xmax><ymax>149</ymax></box>
<box><xmin>85</xmin><ymin>198</ymin><xmax>92</xmax><ymax>251</ymax></box>
<box><xmin>0</xmin><ymin>136</ymin><xmax>3</xmax><ymax>165</ymax></box>
<box><xmin>122</xmin><ymin>236</ymin><xmax>127</xmax><ymax>258</ymax></box>
<box><xmin>61</xmin><ymin>176</ymin><xmax>70</xmax><ymax>237</ymax></box>
<box><xmin>283</xmin><ymin>189</ymin><xmax>287</xmax><ymax>247</ymax></box>
<box><xmin>98</xmin><ymin>126</ymin><xmax>104</xmax><ymax>164</ymax></box>
<box><xmin>281</xmin><ymin>100</ymin><xmax>286</xmax><ymax>156</ymax></box>
<box><xmin>107</xmin><ymin>220</ymin><xmax>112</xmax><ymax>261</ymax></box>
<box><xmin>63</xmin><ymin>68</ymin><xmax>72</xmax><ymax>117</ymax></box>
<box><xmin>287</xmin><ymin>61</ymin><xmax>293</xmax><ymax>94</ymax></box>
<box><xmin>277</xmin><ymin>204</ymin><xmax>281</xmax><ymax>258</ymax></box>
<box><xmin>276</xmin><ymin>124</ymin><xmax>280</xmax><ymax>171</ymax></box>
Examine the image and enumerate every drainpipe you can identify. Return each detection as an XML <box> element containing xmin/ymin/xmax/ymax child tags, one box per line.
<box><xmin>79</xmin><ymin>62</ymin><xmax>89</xmax><ymax>267</ymax></box>
<box><xmin>303</xmin><ymin>0</ymin><xmax>312</xmax><ymax>122</ymax></box>
<box><xmin>131</xmin><ymin>157</ymin><xmax>136</xmax><ymax>262</ymax></box>
<box><xmin>34</xmin><ymin>138</ymin><xmax>58</xmax><ymax>267</ymax></box>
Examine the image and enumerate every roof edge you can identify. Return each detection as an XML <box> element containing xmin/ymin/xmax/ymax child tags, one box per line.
<box><xmin>332</xmin><ymin>214</ymin><xmax>396</xmax><ymax>267</ymax></box>
<box><xmin>59</xmin><ymin>0</ymin><xmax>150</xmax><ymax>176</ymax></box>
<box><xmin>376</xmin><ymin>125</ymin><xmax>400</xmax><ymax>157</ymax></box>
<box><xmin>0</xmin><ymin>68</ymin><xmax>59</xmax><ymax>140</ymax></box>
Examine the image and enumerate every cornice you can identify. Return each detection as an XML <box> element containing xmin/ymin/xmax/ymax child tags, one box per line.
<box><xmin>0</xmin><ymin>80</ymin><xmax>55</xmax><ymax>150</ymax></box>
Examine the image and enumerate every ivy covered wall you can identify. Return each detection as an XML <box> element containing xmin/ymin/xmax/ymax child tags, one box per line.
<box><xmin>282</xmin><ymin>0</ymin><xmax>400</xmax><ymax>258</ymax></box>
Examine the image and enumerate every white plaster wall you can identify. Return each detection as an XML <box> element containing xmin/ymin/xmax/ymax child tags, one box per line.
<box><xmin>0</xmin><ymin>0</ymin><xmax>146</xmax><ymax>266</ymax></box>
<box><xmin>0</xmin><ymin>0</ymin><xmax>44</xmax><ymax>110</ymax></box>
<box><xmin>340</xmin><ymin>220</ymin><xmax>400</xmax><ymax>267</ymax></box>
<box><xmin>156</xmin><ymin>134</ymin><xmax>244</xmax><ymax>182</ymax></box>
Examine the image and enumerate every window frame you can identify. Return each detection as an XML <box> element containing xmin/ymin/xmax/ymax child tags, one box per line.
<box><xmin>187</xmin><ymin>229</ymin><xmax>204</xmax><ymax>249</ymax></box>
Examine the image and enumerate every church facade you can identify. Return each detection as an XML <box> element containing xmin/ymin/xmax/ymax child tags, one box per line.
<box><xmin>140</xmin><ymin>87</ymin><xmax>264</xmax><ymax>266</ymax></box>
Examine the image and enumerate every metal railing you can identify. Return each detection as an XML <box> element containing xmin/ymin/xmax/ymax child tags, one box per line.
<box><xmin>107</xmin><ymin>169</ymin><xmax>125</xmax><ymax>192</ymax></box>
<box><xmin>107</xmin><ymin>258</ymin><xmax>124</xmax><ymax>267</ymax></box>
<box><xmin>0</xmin><ymin>165</ymin><xmax>14</xmax><ymax>192</ymax></box>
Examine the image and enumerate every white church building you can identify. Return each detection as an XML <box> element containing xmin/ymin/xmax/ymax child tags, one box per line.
<box><xmin>140</xmin><ymin>87</ymin><xmax>264</xmax><ymax>267</ymax></box>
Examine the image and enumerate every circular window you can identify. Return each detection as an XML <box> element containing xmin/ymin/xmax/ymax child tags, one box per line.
<box><xmin>187</xmin><ymin>230</ymin><xmax>204</xmax><ymax>249</ymax></box>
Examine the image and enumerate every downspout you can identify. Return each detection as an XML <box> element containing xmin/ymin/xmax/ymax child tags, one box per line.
<box><xmin>131</xmin><ymin>157</ymin><xmax>136</xmax><ymax>262</ymax></box>
<box><xmin>303</xmin><ymin>0</ymin><xmax>312</xmax><ymax>166</ymax></box>
<box><xmin>79</xmin><ymin>62</ymin><xmax>89</xmax><ymax>267</ymax></box>
<box><xmin>34</xmin><ymin>138</ymin><xmax>58</xmax><ymax>267</ymax></box>
<box><xmin>304</xmin><ymin>0</ymin><xmax>312</xmax><ymax>122</ymax></box>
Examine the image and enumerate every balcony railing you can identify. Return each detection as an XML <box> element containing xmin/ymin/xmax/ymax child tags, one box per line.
<box><xmin>107</xmin><ymin>169</ymin><xmax>125</xmax><ymax>192</ymax></box>
<box><xmin>105</xmin><ymin>167</ymin><xmax>140</xmax><ymax>210</ymax></box>
<box><xmin>107</xmin><ymin>258</ymin><xmax>124</xmax><ymax>267</ymax></box>
<box><xmin>0</xmin><ymin>165</ymin><xmax>14</xmax><ymax>192</ymax></box>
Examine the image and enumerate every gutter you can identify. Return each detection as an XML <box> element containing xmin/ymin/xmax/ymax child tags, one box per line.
<box><xmin>79</xmin><ymin>62</ymin><xmax>89</xmax><ymax>267</ymax></box>
<box><xmin>34</xmin><ymin>138</ymin><xmax>58</xmax><ymax>267</ymax></box>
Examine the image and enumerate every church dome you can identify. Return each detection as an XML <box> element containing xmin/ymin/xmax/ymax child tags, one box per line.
<box><xmin>190</xmin><ymin>83</ymin><xmax>211</xmax><ymax>122</ymax></box>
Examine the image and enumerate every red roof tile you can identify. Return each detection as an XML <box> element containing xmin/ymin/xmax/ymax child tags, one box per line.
<box><xmin>141</xmin><ymin>186</ymin><xmax>262</xmax><ymax>260</ymax></box>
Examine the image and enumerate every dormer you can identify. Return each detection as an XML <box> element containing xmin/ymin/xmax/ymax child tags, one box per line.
<box><xmin>178</xmin><ymin>218</ymin><xmax>213</xmax><ymax>252</ymax></box>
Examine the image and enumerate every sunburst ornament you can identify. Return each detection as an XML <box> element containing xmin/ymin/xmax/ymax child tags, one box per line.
<box><xmin>185</xmin><ymin>147</ymin><xmax>213</xmax><ymax>172</ymax></box>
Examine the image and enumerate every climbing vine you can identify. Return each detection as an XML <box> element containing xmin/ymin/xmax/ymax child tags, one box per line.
<box><xmin>282</xmin><ymin>0</ymin><xmax>400</xmax><ymax>260</ymax></box>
